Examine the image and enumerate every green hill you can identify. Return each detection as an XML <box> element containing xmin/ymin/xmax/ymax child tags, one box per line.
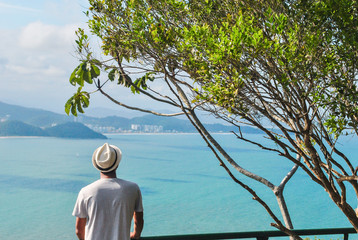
<box><xmin>0</xmin><ymin>120</ymin><xmax>107</xmax><ymax>139</ymax></box>
<box><xmin>0</xmin><ymin>101</ymin><xmax>73</xmax><ymax>127</ymax></box>
<box><xmin>0</xmin><ymin>120</ymin><xmax>48</xmax><ymax>137</ymax></box>
<box><xmin>45</xmin><ymin>122</ymin><xmax>107</xmax><ymax>139</ymax></box>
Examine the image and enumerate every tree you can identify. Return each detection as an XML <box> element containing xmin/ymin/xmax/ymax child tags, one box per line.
<box><xmin>66</xmin><ymin>0</ymin><xmax>358</xmax><ymax>239</ymax></box>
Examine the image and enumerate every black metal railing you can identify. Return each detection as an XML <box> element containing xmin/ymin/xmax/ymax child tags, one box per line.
<box><xmin>141</xmin><ymin>227</ymin><xmax>356</xmax><ymax>240</ymax></box>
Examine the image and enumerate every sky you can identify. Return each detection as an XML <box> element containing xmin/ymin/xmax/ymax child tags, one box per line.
<box><xmin>0</xmin><ymin>0</ymin><xmax>160</xmax><ymax>116</ymax></box>
<box><xmin>0</xmin><ymin>0</ymin><xmax>220</xmax><ymax>123</ymax></box>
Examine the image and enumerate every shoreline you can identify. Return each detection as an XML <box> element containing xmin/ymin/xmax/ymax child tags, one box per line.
<box><xmin>0</xmin><ymin>136</ymin><xmax>45</xmax><ymax>139</ymax></box>
<box><xmin>104</xmin><ymin>132</ymin><xmax>233</xmax><ymax>136</ymax></box>
<box><xmin>0</xmin><ymin>132</ymin><xmax>234</xmax><ymax>139</ymax></box>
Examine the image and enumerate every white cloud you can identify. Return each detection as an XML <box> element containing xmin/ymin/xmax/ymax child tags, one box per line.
<box><xmin>0</xmin><ymin>0</ymin><xmax>167</xmax><ymax>114</ymax></box>
<box><xmin>18</xmin><ymin>21</ymin><xmax>78</xmax><ymax>50</ymax></box>
<box><xmin>0</xmin><ymin>21</ymin><xmax>80</xmax><ymax>80</ymax></box>
<box><xmin>0</xmin><ymin>1</ymin><xmax>94</xmax><ymax>113</ymax></box>
<box><xmin>6</xmin><ymin>64</ymin><xmax>65</xmax><ymax>77</ymax></box>
<box><xmin>0</xmin><ymin>2</ymin><xmax>40</xmax><ymax>12</ymax></box>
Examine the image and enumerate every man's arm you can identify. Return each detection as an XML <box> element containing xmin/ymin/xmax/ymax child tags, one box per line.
<box><xmin>75</xmin><ymin>217</ymin><xmax>86</xmax><ymax>240</ymax></box>
<box><xmin>130</xmin><ymin>211</ymin><xmax>144</xmax><ymax>239</ymax></box>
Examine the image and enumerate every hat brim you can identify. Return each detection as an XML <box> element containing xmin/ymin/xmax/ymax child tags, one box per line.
<box><xmin>92</xmin><ymin>144</ymin><xmax>122</xmax><ymax>172</ymax></box>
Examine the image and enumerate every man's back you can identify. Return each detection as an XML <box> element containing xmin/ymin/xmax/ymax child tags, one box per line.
<box><xmin>73</xmin><ymin>178</ymin><xmax>143</xmax><ymax>240</ymax></box>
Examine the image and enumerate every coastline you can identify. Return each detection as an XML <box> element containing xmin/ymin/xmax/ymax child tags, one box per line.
<box><xmin>0</xmin><ymin>136</ymin><xmax>44</xmax><ymax>139</ymax></box>
<box><xmin>0</xmin><ymin>132</ymin><xmax>232</xmax><ymax>139</ymax></box>
<box><xmin>104</xmin><ymin>132</ymin><xmax>233</xmax><ymax>136</ymax></box>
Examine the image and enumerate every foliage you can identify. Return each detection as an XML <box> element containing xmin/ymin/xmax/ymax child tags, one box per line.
<box><xmin>67</xmin><ymin>0</ymin><xmax>358</xmax><ymax>135</ymax></box>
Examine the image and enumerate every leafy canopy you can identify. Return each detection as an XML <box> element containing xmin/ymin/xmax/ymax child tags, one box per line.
<box><xmin>67</xmin><ymin>0</ymin><xmax>358</xmax><ymax>138</ymax></box>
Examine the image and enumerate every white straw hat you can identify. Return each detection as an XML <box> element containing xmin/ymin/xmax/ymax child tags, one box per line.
<box><xmin>92</xmin><ymin>143</ymin><xmax>122</xmax><ymax>172</ymax></box>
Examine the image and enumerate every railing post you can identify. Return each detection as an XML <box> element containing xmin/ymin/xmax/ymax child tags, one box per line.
<box><xmin>344</xmin><ymin>233</ymin><xmax>348</xmax><ymax>240</ymax></box>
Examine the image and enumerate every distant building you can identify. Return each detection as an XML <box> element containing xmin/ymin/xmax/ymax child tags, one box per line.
<box><xmin>132</xmin><ymin>124</ymin><xmax>163</xmax><ymax>133</ymax></box>
<box><xmin>143</xmin><ymin>125</ymin><xmax>163</xmax><ymax>133</ymax></box>
<box><xmin>85</xmin><ymin>123</ymin><xmax>164</xmax><ymax>133</ymax></box>
<box><xmin>131</xmin><ymin>124</ymin><xmax>141</xmax><ymax>131</ymax></box>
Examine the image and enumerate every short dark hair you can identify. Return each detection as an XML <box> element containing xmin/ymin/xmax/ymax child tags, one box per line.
<box><xmin>101</xmin><ymin>167</ymin><xmax>117</xmax><ymax>175</ymax></box>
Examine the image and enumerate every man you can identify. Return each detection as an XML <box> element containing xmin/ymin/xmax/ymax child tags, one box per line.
<box><xmin>73</xmin><ymin>143</ymin><xmax>144</xmax><ymax>240</ymax></box>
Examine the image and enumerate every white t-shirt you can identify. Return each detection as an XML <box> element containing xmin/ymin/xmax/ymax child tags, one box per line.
<box><xmin>72</xmin><ymin>178</ymin><xmax>143</xmax><ymax>240</ymax></box>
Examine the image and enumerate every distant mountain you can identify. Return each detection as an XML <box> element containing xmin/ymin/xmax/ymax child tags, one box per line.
<box><xmin>0</xmin><ymin>120</ymin><xmax>48</xmax><ymax>137</ymax></box>
<box><xmin>0</xmin><ymin>101</ymin><xmax>262</xmax><ymax>134</ymax></box>
<box><xmin>0</xmin><ymin>120</ymin><xmax>107</xmax><ymax>139</ymax></box>
<box><xmin>0</xmin><ymin>101</ymin><xmax>74</xmax><ymax>127</ymax></box>
<box><xmin>79</xmin><ymin>115</ymin><xmax>132</xmax><ymax>129</ymax></box>
<box><xmin>84</xmin><ymin>107</ymin><xmax>146</xmax><ymax>118</ymax></box>
<box><xmin>130</xmin><ymin>114</ymin><xmax>194</xmax><ymax>132</ymax></box>
<box><xmin>128</xmin><ymin>114</ymin><xmax>261</xmax><ymax>133</ymax></box>
<box><xmin>45</xmin><ymin>122</ymin><xmax>107</xmax><ymax>139</ymax></box>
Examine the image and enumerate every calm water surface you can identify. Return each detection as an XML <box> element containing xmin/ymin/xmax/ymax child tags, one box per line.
<box><xmin>0</xmin><ymin>134</ymin><xmax>357</xmax><ymax>239</ymax></box>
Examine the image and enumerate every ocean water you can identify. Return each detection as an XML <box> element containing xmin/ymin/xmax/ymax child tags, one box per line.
<box><xmin>0</xmin><ymin>133</ymin><xmax>357</xmax><ymax>239</ymax></box>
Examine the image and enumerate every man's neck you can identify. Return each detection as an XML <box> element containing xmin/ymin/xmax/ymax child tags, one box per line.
<box><xmin>100</xmin><ymin>171</ymin><xmax>117</xmax><ymax>179</ymax></box>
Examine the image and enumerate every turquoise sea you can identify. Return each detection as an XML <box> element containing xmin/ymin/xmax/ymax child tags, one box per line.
<box><xmin>0</xmin><ymin>133</ymin><xmax>357</xmax><ymax>239</ymax></box>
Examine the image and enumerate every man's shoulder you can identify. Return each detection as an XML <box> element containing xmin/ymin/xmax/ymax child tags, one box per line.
<box><xmin>80</xmin><ymin>178</ymin><xmax>140</xmax><ymax>194</ymax></box>
<box><xmin>79</xmin><ymin>179</ymin><xmax>103</xmax><ymax>192</ymax></box>
<box><xmin>116</xmin><ymin>178</ymin><xmax>140</xmax><ymax>188</ymax></box>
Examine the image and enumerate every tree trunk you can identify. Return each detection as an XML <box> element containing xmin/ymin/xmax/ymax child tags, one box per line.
<box><xmin>275</xmin><ymin>190</ymin><xmax>294</xmax><ymax>229</ymax></box>
<box><xmin>338</xmin><ymin>202</ymin><xmax>358</xmax><ymax>233</ymax></box>
<box><xmin>273</xmin><ymin>188</ymin><xmax>294</xmax><ymax>240</ymax></box>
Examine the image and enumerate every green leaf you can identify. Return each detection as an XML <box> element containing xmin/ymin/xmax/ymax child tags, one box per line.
<box><xmin>76</xmin><ymin>98</ymin><xmax>85</xmax><ymax>113</ymax></box>
<box><xmin>69</xmin><ymin>65</ymin><xmax>81</xmax><ymax>86</ymax></box>
<box><xmin>117</xmin><ymin>74</ymin><xmax>124</xmax><ymax>85</ymax></box>
<box><xmin>65</xmin><ymin>87</ymin><xmax>91</xmax><ymax>116</ymax></box>
<box><xmin>108</xmin><ymin>70</ymin><xmax>114</xmax><ymax>81</ymax></box>
<box><xmin>108</xmin><ymin>69</ymin><xmax>120</xmax><ymax>82</ymax></box>
<box><xmin>124</xmin><ymin>75</ymin><xmax>132</xmax><ymax>87</ymax></box>
<box><xmin>82</xmin><ymin>63</ymin><xmax>93</xmax><ymax>84</ymax></box>
<box><xmin>90</xmin><ymin>64</ymin><xmax>100</xmax><ymax>78</ymax></box>
<box><xmin>131</xmin><ymin>78</ymin><xmax>141</xmax><ymax>94</ymax></box>
<box><xmin>64</xmin><ymin>97</ymin><xmax>73</xmax><ymax>115</ymax></box>
<box><xmin>72</xmin><ymin>63</ymin><xmax>85</xmax><ymax>86</ymax></box>
<box><xmin>81</xmin><ymin>95</ymin><xmax>90</xmax><ymax>108</ymax></box>
<box><xmin>71</xmin><ymin>104</ymin><xmax>78</xmax><ymax>116</ymax></box>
